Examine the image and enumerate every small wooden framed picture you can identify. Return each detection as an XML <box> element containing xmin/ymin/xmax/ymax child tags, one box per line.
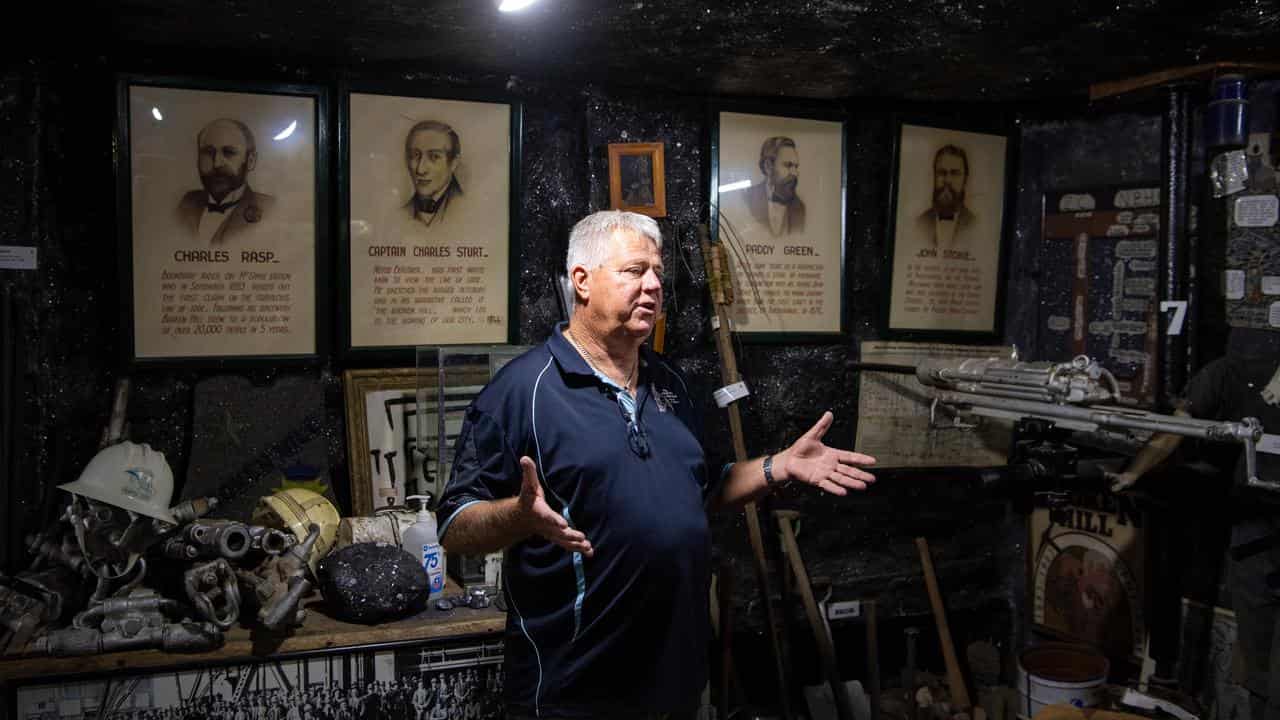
<box><xmin>608</xmin><ymin>142</ymin><xmax>666</xmax><ymax>217</ymax></box>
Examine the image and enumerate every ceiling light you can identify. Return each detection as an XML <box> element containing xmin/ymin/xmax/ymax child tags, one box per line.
<box><xmin>151</xmin><ymin>107</ymin><xmax>163</xmax><ymax>121</ymax></box>
<box><xmin>273</xmin><ymin>121</ymin><xmax>297</xmax><ymax>141</ymax></box>
<box><xmin>718</xmin><ymin>180</ymin><xmax>751</xmax><ymax>194</ymax></box>
<box><xmin>498</xmin><ymin>0</ymin><xmax>540</xmax><ymax>12</ymax></box>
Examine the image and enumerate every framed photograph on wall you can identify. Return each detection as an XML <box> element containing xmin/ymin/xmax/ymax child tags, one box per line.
<box><xmin>711</xmin><ymin>109</ymin><xmax>846</xmax><ymax>340</ymax></box>
<box><xmin>608</xmin><ymin>142</ymin><xmax>667</xmax><ymax>217</ymax></box>
<box><xmin>117</xmin><ymin>75</ymin><xmax>328</xmax><ymax>366</ymax></box>
<box><xmin>342</xmin><ymin>366</ymin><xmax>488</xmax><ymax>516</ymax></box>
<box><xmin>340</xmin><ymin>87</ymin><xmax>521</xmax><ymax>362</ymax></box>
<box><xmin>884</xmin><ymin>118</ymin><xmax>1013</xmax><ymax>342</ymax></box>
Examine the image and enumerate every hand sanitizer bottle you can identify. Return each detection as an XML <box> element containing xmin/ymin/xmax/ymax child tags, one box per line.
<box><xmin>403</xmin><ymin>494</ymin><xmax>445</xmax><ymax>597</ymax></box>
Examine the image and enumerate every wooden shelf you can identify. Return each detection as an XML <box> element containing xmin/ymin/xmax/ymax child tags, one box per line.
<box><xmin>1089</xmin><ymin>61</ymin><xmax>1280</xmax><ymax>101</ymax></box>
<box><xmin>0</xmin><ymin>594</ymin><xmax>505</xmax><ymax>684</ymax></box>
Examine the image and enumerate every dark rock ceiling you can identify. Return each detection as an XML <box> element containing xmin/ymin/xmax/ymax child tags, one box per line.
<box><xmin>42</xmin><ymin>1</ymin><xmax>1280</xmax><ymax>101</ymax></box>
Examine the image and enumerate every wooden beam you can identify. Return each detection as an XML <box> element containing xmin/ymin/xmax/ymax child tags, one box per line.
<box><xmin>1090</xmin><ymin>62</ymin><xmax>1280</xmax><ymax>102</ymax></box>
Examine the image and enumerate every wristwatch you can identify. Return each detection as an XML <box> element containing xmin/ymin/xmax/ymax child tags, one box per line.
<box><xmin>763</xmin><ymin>454</ymin><xmax>787</xmax><ymax>490</ymax></box>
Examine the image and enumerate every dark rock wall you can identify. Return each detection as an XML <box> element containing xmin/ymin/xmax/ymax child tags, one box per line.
<box><xmin>15</xmin><ymin>54</ymin><xmax>1272</xmax><ymax>708</ymax></box>
<box><xmin>37</xmin><ymin>2</ymin><xmax>1280</xmax><ymax>103</ymax></box>
<box><xmin>0</xmin><ymin>59</ymin><xmax>1024</xmax><ymax>706</ymax></box>
<box><xmin>1012</xmin><ymin>108</ymin><xmax>1166</xmax><ymax>358</ymax></box>
<box><xmin>1013</xmin><ymin>82</ymin><xmax>1280</xmax><ymax>686</ymax></box>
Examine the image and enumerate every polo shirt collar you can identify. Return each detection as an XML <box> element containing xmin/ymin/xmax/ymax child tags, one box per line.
<box><xmin>549</xmin><ymin>321</ymin><xmax>595</xmax><ymax>378</ymax></box>
<box><xmin>549</xmin><ymin>321</ymin><xmax>654</xmax><ymax>385</ymax></box>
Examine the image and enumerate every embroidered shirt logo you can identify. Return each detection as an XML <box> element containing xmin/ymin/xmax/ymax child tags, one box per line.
<box><xmin>655</xmin><ymin>388</ymin><xmax>681</xmax><ymax>413</ymax></box>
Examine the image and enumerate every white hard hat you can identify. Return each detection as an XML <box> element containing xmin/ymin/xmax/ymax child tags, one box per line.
<box><xmin>58</xmin><ymin>442</ymin><xmax>177</xmax><ymax>524</ymax></box>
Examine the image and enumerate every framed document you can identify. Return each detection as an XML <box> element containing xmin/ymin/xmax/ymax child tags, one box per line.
<box><xmin>1039</xmin><ymin>184</ymin><xmax>1162</xmax><ymax>406</ymax></box>
<box><xmin>341</xmin><ymin>87</ymin><xmax>520</xmax><ymax>361</ymax></box>
<box><xmin>711</xmin><ymin>109</ymin><xmax>847</xmax><ymax>340</ymax></box>
<box><xmin>117</xmin><ymin>75</ymin><xmax>328</xmax><ymax>365</ymax></box>
<box><xmin>884</xmin><ymin>118</ymin><xmax>1013</xmax><ymax>341</ymax></box>
<box><xmin>608</xmin><ymin>142</ymin><xmax>666</xmax><ymax>217</ymax></box>
<box><xmin>343</xmin><ymin>367</ymin><xmax>427</xmax><ymax>516</ymax></box>
<box><xmin>342</xmin><ymin>364</ymin><xmax>491</xmax><ymax>516</ymax></box>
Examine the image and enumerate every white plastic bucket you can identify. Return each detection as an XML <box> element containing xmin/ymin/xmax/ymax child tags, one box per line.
<box><xmin>1017</xmin><ymin>643</ymin><xmax>1109</xmax><ymax>718</ymax></box>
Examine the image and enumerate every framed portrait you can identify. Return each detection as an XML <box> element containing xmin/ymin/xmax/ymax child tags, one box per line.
<box><xmin>884</xmin><ymin>119</ymin><xmax>1014</xmax><ymax>341</ymax></box>
<box><xmin>711</xmin><ymin>109</ymin><xmax>847</xmax><ymax>340</ymax></box>
<box><xmin>608</xmin><ymin>142</ymin><xmax>667</xmax><ymax>217</ymax></box>
<box><xmin>340</xmin><ymin>86</ymin><xmax>521</xmax><ymax>362</ymax></box>
<box><xmin>342</xmin><ymin>366</ymin><xmax>488</xmax><ymax>516</ymax></box>
<box><xmin>117</xmin><ymin>75</ymin><xmax>328</xmax><ymax>366</ymax></box>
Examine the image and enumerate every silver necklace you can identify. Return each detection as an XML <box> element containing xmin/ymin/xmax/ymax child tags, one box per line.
<box><xmin>567</xmin><ymin>328</ymin><xmax>637</xmax><ymax>391</ymax></box>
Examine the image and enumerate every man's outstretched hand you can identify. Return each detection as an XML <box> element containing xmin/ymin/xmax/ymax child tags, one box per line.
<box><xmin>517</xmin><ymin>456</ymin><xmax>594</xmax><ymax>556</ymax></box>
<box><xmin>774</xmin><ymin>411</ymin><xmax>877</xmax><ymax>496</ymax></box>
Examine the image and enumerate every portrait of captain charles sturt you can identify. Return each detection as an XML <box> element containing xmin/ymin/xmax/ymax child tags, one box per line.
<box><xmin>401</xmin><ymin>119</ymin><xmax>464</xmax><ymax>230</ymax></box>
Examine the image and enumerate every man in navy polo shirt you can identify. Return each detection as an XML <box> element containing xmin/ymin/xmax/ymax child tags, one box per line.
<box><xmin>437</xmin><ymin>210</ymin><xmax>877</xmax><ymax>720</ymax></box>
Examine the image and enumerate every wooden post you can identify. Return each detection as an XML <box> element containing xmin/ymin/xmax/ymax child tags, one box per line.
<box><xmin>776</xmin><ymin>509</ymin><xmax>857</xmax><ymax>720</ymax></box>
<box><xmin>698</xmin><ymin>224</ymin><xmax>794</xmax><ymax>720</ymax></box>
<box><xmin>915</xmin><ymin>537</ymin><xmax>972</xmax><ymax>711</ymax></box>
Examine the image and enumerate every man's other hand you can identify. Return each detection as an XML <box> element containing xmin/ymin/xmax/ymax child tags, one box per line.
<box><xmin>517</xmin><ymin>456</ymin><xmax>594</xmax><ymax>556</ymax></box>
<box><xmin>1105</xmin><ymin>470</ymin><xmax>1139</xmax><ymax>493</ymax></box>
<box><xmin>775</xmin><ymin>411</ymin><xmax>877</xmax><ymax>496</ymax></box>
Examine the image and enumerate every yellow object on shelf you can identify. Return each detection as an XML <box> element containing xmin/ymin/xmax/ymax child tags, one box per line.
<box><xmin>253</xmin><ymin>487</ymin><xmax>340</xmax><ymax>573</ymax></box>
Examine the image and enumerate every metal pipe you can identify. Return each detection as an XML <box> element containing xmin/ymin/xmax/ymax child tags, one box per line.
<box><xmin>1</xmin><ymin>283</ymin><xmax>11</xmax><ymax>572</ymax></box>
<box><xmin>936</xmin><ymin>391</ymin><xmax>1260</xmax><ymax>442</ymax></box>
<box><xmin>1160</xmin><ymin>86</ymin><xmax>1192</xmax><ymax>407</ymax></box>
<box><xmin>251</xmin><ymin>526</ymin><xmax>294</xmax><ymax>555</ymax></box>
<box><xmin>846</xmin><ymin>362</ymin><xmax>917</xmax><ymax>375</ymax></box>
<box><xmin>100</xmin><ymin>379</ymin><xmax>131</xmax><ymax>449</ymax></box>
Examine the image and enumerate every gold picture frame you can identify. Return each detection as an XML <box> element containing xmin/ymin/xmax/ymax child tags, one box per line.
<box><xmin>341</xmin><ymin>366</ymin><xmax>486</xmax><ymax>516</ymax></box>
<box><xmin>344</xmin><ymin>368</ymin><xmax>420</xmax><ymax>516</ymax></box>
<box><xmin>608</xmin><ymin>142</ymin><xmax>666</xmax><ymax>217</ymax></box>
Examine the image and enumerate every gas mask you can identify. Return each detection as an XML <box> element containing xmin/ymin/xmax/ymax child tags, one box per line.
<box><xmin>58</xmin><ymin>442</ymin><xmax>178</xmax><ymax>580</ymax></box>
<box><xmin>66</xmin><ymin>496</ymin><xmax>150</xmax><ymax>579</ymax></box>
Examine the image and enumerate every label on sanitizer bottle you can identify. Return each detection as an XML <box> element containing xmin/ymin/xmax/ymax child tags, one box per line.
<box><xmin>423</xmin><ymin>544</ymin><xmax>444</xmax><ymax>595</ymax></box>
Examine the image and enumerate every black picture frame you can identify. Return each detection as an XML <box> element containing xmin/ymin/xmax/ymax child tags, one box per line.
<box><xmin>709</xmin><ymin>102</ymin><xmax>849</xmax><ymax>343</ymax></box>
<box><xmin>882</xmin><ymin>115</ymin><xmax>1016</xmax><ymax>343</ymax></box>
<box><xmin>337</xmin><ymin>79</ymin><xmax>522</xmax><ymax>367</ymax></box>
<box><xmin>116</xmin><ymin>74</ymin><xmax>330</xmax><ymax>368</ymax></box>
